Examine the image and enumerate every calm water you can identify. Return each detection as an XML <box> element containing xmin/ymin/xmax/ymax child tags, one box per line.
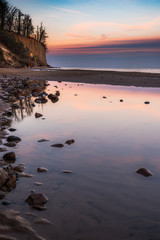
<box><xmin>2</xmin><ymin>81</ymin><xmax>160</xmax><ymax>240</ymax></box>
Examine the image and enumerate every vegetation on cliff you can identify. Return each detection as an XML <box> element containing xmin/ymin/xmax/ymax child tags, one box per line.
<box><xmin>0</xmin><ymin>0</ymin><xmax>48</xmax><ymax>48</ymax></box>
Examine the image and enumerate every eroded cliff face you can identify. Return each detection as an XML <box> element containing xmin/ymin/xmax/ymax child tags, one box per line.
<box><xmin>14</xmin><ymin>34</ymin><xmax>47</xmax><ymax>66</ymax></box>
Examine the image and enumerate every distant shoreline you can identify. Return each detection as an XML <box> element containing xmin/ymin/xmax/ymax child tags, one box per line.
<box><xmin>0</xmin><ymin>67</ymin><xmax>160</xmax><ymax>88</ymax></box>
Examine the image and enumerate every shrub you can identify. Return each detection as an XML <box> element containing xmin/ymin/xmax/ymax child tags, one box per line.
<box><xmin>0</xmin><ymin>29</ymin><xmax>29</xmax><ymax>59</ymax></box>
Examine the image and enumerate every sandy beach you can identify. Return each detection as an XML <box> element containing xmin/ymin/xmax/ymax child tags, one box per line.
<box><xmin>0</xmin><ymin>68</ymin><xmax>160</xmax><ymax>88</ymax></box>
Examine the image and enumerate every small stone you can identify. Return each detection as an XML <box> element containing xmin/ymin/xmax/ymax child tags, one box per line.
<box><xmin>62</xmin><ymin>170</ymin><xmax>72</xmax><ymax>174</ymax></box>
<box><xmin>35</xmin><ymin>98</ymin><xmax>48</xmax><ymax>104</ymax></box>
<box><xmin>120</xmin><ymin>99</ymin><xmax>123</xmax><ymax>102</ymax></box>
<box><xmin>65</xmin><ymin>139</ymin><xmax>75</xmax><ymax>145</ymax></box>
<box><xmin>2</xmin><ymin>200</ymin><xmax>11</xmax><ymax>205</ymax></box>
<box><xmin>37</xmin><ymin>167</ymin><xmax>48</xmax><ymax>172</ymax></box>
<box><xmin>144</xmin><ymin>101</ymin><xmax>150</xmax><ymax>104</ymax></box>
<box><xmin>4</xmin><ymin>142</ymin><xmax>16</xmax><ymax>147</ymax></box>
<box><xmin>35</xmin><ymin>113</ymin><xmax>43</xmax><ymax>118</ymax></box>
<box><xmin>51</xmin><ymin>144</ymin><xmax>64</xmax><ymax>148</ymax></box>
<box><xmin>34</xmin><ymin>182</ymin><xmax>43</xmax><ymax>186</ymax></box>
<box><xmin>37</xmin><ymin>139</ymin><xmax>49</xmax><ymax>142</ymax></box>
<box><xmin>8</xmin><ymin>128</ymin><xmax>16</xmax><ymax>132</ymax></box>
<box><xmin>32</xmin><ymin>103</ymin><xmax>36</xmax><ymax>107</ymax></box>
<box><xmin>7</xmin><ymin>136</ymin><xmax>21</xmax><ymax>143</ymax></box>
<box><xmin>19</xmin><ymin>172</ymin><xmax>33</xmax><ymax>178</ymax></box>
<box><xmin>103</xmin><ymin>96</ymin><xmax>107</xmax><ymax>99</ymax></box>
<box><xmin>48</xmin><ymin>94</ymin><xmax>59</xmax><ymax>103</ymax></box>
<box><xmin>25</xmin><ymin>193</ymin><xmax>48</xmax><ymax>206</ymax></box>
<box><xmin>136</xmin><ymin>168</ymin><xmax>153</xmax><ymax>177</ymax></box>
<box><xmin>3</xmin><ymin>152</ymin><xmax>16</xmax><ymax>163</ymax></box>
<box><xmin>34</xmin><ymin>218</ymin><xmax>52</xmax><ymax>224</ymax></box>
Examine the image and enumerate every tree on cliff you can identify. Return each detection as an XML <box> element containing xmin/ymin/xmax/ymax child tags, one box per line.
<box><xmin>6</xmin><ymin>6</ymin><xmax>18</xmax><ymax>32</ymax></box>
<box><xmin>22</xmin><ymin>14</ymin><xmax>34</xmax><ymax>37</ymax></box>
<box><xmin>0</xmin><ymin>0</ymin><xmax>9</xmax><ymax>29</ymax></box>
<box><xmin>35</xmin><ymin>23</ymin><xmax>48</xmax><ymax>48</ymax></box>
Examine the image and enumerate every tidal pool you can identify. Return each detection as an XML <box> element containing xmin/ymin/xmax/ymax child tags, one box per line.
<box><xmin>1</xmin><ymin>81</ymin><xmax>160</xmax><ymax>240</ymax></box>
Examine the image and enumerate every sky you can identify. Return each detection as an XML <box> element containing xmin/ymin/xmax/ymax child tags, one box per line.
<box><xmin>10</xmin><ymin>0</ymin><xmax>160</xmax><ymax>67</ymax></box>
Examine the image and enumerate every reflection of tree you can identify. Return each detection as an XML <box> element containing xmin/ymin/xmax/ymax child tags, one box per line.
<box><xmin>13</xmin><ymin>97</ymin><xmax>34</xmax><ymax>122</ymax></box>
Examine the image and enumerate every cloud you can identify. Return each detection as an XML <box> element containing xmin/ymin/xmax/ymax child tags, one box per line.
<box><xmin>51</xmin><ymin>6</ymin><xmax>89</xmax><ymax>16</ymax></box>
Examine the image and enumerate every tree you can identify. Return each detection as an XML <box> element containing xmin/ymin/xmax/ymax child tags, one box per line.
<box><xmin>35</xmin><ymin>22</ymin><xmax>48</xmax><ymax>48</ymax></box>
<box><xmin>22</xmin><ymin>14</ymin><xmax>34</xmax><ymax>36</ymax></box>
<box><xmin>6</xmin><ymin>6</ymin><xmax>18</xmax><ymax>32</ymax></box>
<box><xmin>0</xmin><ymin>0</ymin><xmax>9</xmax><ymax>29</ymax></box>
<box><xmin>17</xmin><ymin>9</ymin><xmax>23</xmax><ymax>35</ymax></box>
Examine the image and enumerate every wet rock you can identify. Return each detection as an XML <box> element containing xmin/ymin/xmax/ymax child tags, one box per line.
<box><xmin>103</xmin><ymin>96</ymin><xmax>107</xmax><ymax>99</ymax></box>
<box><xmin>34</xmin><ymin>182</ymin><xmax>43</xmax><ymax>186</ymax></box>
<box><xmin>37</xmin><ymin>139</ymin><xmax>49</xmax><ymax>142</ymax></box>
<box><xmin>51</xmin><ymin>143</ymin><xmax>64</xmax><ymax>148</ymax></box>
<box><xmin>136</xmin><ymin>168</ymin><xmax>153</xmax><ymax>177</ymax></box>
<box><xmin>0</xmin><ymin>210</ymin><xmax>45</xmax><ymax>240</ymax></box>
<box><xmin>62</xmin><ymin>170</ymin><xmax>72</xmax><ymax>174</ymax></box>
<box><xmin>7</xmin><ymin>136</ymin><xmax>21</xmax><ymax>143</ymax></box>
<box><xmin>34</xmin><ymin>218</ymin><xmax>52</xmax><ymax>225</ymax></box>
<box><xmin>55</xmin><ymin>91</ymin><xmax>60</xmax><ymax>96</ymax></box>
<box><xmin>144</xmin><ymin>101</ymin><xmax>150</xmax><ymax>104</ymax></box>
<box><xmin>6</xmin><ymin>112</ymin><xmax>13</xmax><ymax>117</ymax></box>
<box><xmin>3</xmin><ymin>152</ymin><xmax>16</xmax><ymax>163</ymax></box>
<box><xmin>19</xmin><ymin>172</ymin><xmax>33</xmax><ymax>178</ymax></box>
<box><xmin>2</xmin><ymin>200</ymin><xmax>11</xmax><ymax>206</ymax></box>
<box><xmin>35</xmin><ymin>98</ymin><xmax>48</xmax><ymax>104</ymax></box>
<box><xmin>0</xmin><ymin>190</ymin><xmax>5</xmax><ymax>199</ymax></box>
<box><xmin>8</xmin><ymin>128</ymin><xmax>16</xmax><ymax>132</ymax></box>
<box><xmin>32</xmin><ymin>103</ymin><xmax>36</xmax><ymax>107</ymax></box>
<box><xmin>120</xmin><ymin>99</ymin><xmax>124</xmax><ymax>102</ymax></box>
<box><xmin>4</xmin><ymin>142</ymin><xmax>16</xmax><ymax>147</ymax></box>
<box><xmin>35</xmin><ymin>113</ymin><xmax>43</xmax><ymax>118</ymax></box>
<box><xmin>37</xmin><ymin>167</ymin><xmax>48</xmax><ymax>173</ymax></box>
<box><xmin>25</xmin><ymin>193</ymin><xmax>48</xmax><ymax>210</ymax></box>
<box><xmin>65</xmin><ymin>139</ymin><xmax>75</xmax><ymax>145</ymax></box>
<box><xmin>5</xmin><ymin>175</ymin><xmax>16</xmax><ymax>190</ymax></box>
<box><xmin>6</xmin><ymin>164</ymin><xmax>24</xmax><ymax>173</ymax></box>
<box><xmin>0</xmin><ymin>148</ymin><xmax>8</xmax><ymax>152</ymax></box>
<box><xmin>0</xmin><ymin>168</ymin><xmax>8</xmax><ymax>187</ymax></box>
<box><xmin>48</xmin><ymin>94</ymin><xmax>59</xmax><ymax>103</ymax></box>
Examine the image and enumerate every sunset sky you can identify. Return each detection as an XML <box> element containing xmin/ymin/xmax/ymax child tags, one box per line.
<box><xmin>11</xmin><ymin>0</ymin><xmax>160</xmax><ymax>67</ymax></box>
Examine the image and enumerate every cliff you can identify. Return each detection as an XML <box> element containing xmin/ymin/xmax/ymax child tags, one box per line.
<box><xmin>0</xmin><ymin>30</ymin><xmax>47</xmax><ymax>67</ymax></box>
<box><xmin>14</xmin><ymin>34</ymin><xmax>47</xmax><ymax>66</ymax></box>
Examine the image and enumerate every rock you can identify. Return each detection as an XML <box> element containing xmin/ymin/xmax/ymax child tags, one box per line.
<box><xmin>37</xmin><ymin>167</ymin><xmax>48</xmax><ymax>173</ymax></box>
<box><xmin>55</xmin><ymin>91</ymin><xmax>60</xmax><ymax>96</ymax></box>
<box><xmin>0</xmin><ymin>148</ymin><xmax>8</xmax><ymax>152</ymax></box>
<box><xmin>37</xmin><ymin>139</ymin><xmax>49</xmax><ymax>142</ymax></box>
<box><xmin>48</xmin><ymin>94</ymin><xmax>59</xmax><ymax>103</ymax></box>
<box><xmin>136</xmin><ymin>168</ymin><xmax>153</xmax><ymax>177</ymax></box>
<box><xmin>0</xmin><ymin>168</ymin><xmax>8</xmax><ymax>187</ymax></box>
<box><xmin>2</xmin><ymin>200</ymin><xmax>11</xmax><ymax>206</ymax></box>
<box><xmin>4</xmin><ymin>142</ymin><xmax>16</xmax><ymax>147</ymax></box>
<box><xmin>35</xmin><ymin>98</ymin><xmax>48</xmax><ymax>104</ymax></box>
<box><xmin>120</xmin><ymin>99</ymin><xmax>123</xmax><ymax>102</ymax></box>
<box><xmin>0</xmin><ymin>210</ymin><xmax>45</xmax><ymax>240</ymax></box>
<box><xmin>65</xmin><ymin>139</ymin><xmax>75</xmax><ymax>145</ymax></box>
<box><xmin>3</xmin><ymin>152</ymin><xmax>16</xmax><ymax>163</ymax></box>
<box><xmin>5</xmin><ymin>175</ymin><xmax>16</xmax><ymax>190</ymax></box>
<box><xmin>32</xmin><ymin>103</ymin><xmax>36</xmax><ymax>107</ymax></box>
<box><xmin>34</xmin><ymin>182</ymin><xmax>43</xmax><ymax>186</ymax></box>
<box><xmin>51</xmin><ymin>144</ymin><xmax>64</xmax><ymax>148</ymax></box>
<box><xmin>7</xmin><ymin>136</ymin><xmax>21</xmax><ymax>143</ymax></box>
<box><xmin>6</xmin><ymin>112</ymin><xmax>13</xmax><ymax>117</ymax></box>
<box><xmin>0</xmin><ymin>190</ymin><xmax>5</xmax><ymax>199</ymax></box>
<box><xmin>19</xmin><ymin>172</ymin><xmax>33</xmax><ymax>178</ymax></box>
<box><xmin>144</xmin><ymin>101</ymin><xmax>150</xmax><ymax>104</ymax></box>
<box><xmin>35</xmin><ymin>113</ymin><xmax>43</xmax><ymax>118</ymax></box>
<box><xmin>8</xmin><ymin>128</ymin><xmax>16</xmax><ymax>132</ymax></box>
<box><xmin>6</xmin><ymin>164</ymin><xmax>24</xmax><ymax>172</ymax></box>
<box><xmin>103</xmin><ymin>96</ymin><xmax>107</xmax><ymax>99</ymax></box>
<box><xmin>25</xmin><ymin>193</ymin><xmax>48</xmax><ymax>210</ymax></box>
<box><xmin>34</xmin><ymin>218</ymin><xmax>52</xmax><ymax>225</ymax></box>
<box><xmin>62</xmin><ymin>170</ymin><xmax>72</xmax><ymax>174</ymax></box>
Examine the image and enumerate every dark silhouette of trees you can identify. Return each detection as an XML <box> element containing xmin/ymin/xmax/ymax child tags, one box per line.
<box><xmin>0</xmin><ymin>0</ymin><xmax>47</xmax><ymax>47</ymax></box>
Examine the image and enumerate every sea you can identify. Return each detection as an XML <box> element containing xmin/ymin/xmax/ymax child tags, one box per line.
<box><xmin>46</xmin><ymin>51</ymin><xmax>160</xmax><ymax>73</ymax></box>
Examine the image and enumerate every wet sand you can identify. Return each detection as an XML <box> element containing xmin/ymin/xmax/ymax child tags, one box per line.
<box><xmin>0</xmin><ymin>67</ymin><xmax>160</xmax><ymax>88</ymax></box>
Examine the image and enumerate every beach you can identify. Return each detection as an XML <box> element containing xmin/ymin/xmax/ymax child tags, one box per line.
<box><xmin>0</xmin><ymin>68</ymin><xmax>160</xmax><ymax>88</ymax></box>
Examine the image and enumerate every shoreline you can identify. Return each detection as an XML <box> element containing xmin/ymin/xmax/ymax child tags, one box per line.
<box><xmin>0</xmin><ymin>67</ymin><xmax>160</xmax><ymax>88</ymax></box>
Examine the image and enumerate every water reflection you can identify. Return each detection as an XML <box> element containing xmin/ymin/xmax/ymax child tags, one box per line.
<box><xmin>2</xmin><ymin>81</ymin><xmax>160</xmax><ymax>240</ymax></box>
